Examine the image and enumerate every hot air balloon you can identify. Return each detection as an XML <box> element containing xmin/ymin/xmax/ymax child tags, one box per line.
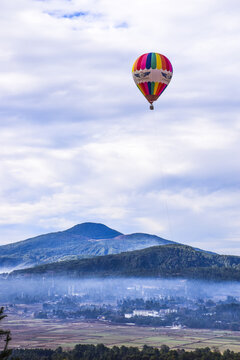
<box><xmin>132</xmin><ymin>52</ymin><xmax>173</xmax><ymax>110</ymax></box>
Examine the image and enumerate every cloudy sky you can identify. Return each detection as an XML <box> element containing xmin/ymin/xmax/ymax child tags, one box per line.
<box><xmin>0</xmin><ymin>0</ymin><xmax>240</xmax><ymax>254</ymax></box>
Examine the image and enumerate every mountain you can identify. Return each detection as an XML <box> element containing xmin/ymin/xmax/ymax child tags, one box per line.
<box><xmin>0</xmin><ymin>222</ymin><xmax>175</xmax><ymax>273</ymax></box>
<box><xmin>12</xmin><ymin>244</ymin><xmax>240</xmax><ymax>281</ymax></box>
<box><xmin>64</xmin><ymin>223</ymin><xmax>121</xmax><ymax>239</ymax></box>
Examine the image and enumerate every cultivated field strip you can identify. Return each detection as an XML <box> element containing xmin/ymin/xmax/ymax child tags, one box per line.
<box><xmin>4</xmin><ymin>315</ymin><xmax>240</xmax><ymax>352</ymax></box>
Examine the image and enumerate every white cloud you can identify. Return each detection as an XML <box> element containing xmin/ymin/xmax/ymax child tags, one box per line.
<box><xmin>0</xmin><ymin>0</ymin><xmax>239</xmax><ymax>254</ymax></box>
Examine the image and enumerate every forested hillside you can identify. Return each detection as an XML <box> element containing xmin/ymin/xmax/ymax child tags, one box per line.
<box><xmin>12</xmin><ymin>244</ymin><xmax>240</xmax><ymax>281</ymax></box>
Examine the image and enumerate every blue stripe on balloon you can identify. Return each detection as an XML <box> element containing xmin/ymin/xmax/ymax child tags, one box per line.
<box><xmin>146</xmin><ymin>53</ymin><xmax>152</xmax><ymax>69</ymax></box>
<box><xmin>148</xmin><ymin>82</ymin><xmax>151</xmax><ymax>94</ymax></box>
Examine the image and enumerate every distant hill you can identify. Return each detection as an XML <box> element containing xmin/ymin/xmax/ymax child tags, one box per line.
<box><xmin>12</xmin><ymin>244</ymin><xmax>240</xmax><ymax>281</ymax></box>
<box><xmin>0</xmin><ymin>222</ymin><xmax>176</xmax><ymax>273</ymax></box>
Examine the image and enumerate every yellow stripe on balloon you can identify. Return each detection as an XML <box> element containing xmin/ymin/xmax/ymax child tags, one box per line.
<box><xmin>156</xmin><ymin>53</ymin><xmax>162</xmax><ymax>69</ymax></box>
<box><xmin>153</xmin><ymin>82</ymin><xmax>159</xmax><ymax>95</ymax></box>
<box><xmin>132</xmin><ymin>62</ymin><xmax>136</xmax><ymax>72</ymax></box>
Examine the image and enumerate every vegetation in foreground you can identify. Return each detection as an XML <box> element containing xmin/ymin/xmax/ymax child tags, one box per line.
<box><xmin>10</xmin><ymin>344</ymin><xmax>240</xmax><ymax>360</ymax></box>
<box><xmin>0</xmin><ymin>307</ymin><xmax>11</xmax><ymax>360</ymax></box>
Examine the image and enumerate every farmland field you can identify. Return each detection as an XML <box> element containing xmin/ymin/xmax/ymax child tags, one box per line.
<box><xmin>3</xmin><ymin>314</ymin><xmax>240</xmax><ymax>352</ymax></box>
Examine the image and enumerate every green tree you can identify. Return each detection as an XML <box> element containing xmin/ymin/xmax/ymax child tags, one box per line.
<box><xmin>0</xmin><ymin>307</ymin><xmax>11</xmax><ymax>360</ymax></box>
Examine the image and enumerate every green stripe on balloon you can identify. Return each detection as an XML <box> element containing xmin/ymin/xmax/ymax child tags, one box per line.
<box><xmin>151</xmin><ymin>53</ymin><xmax>156</xmax><ymax>69</ymax></box>
<box><xmin>151</xmin><ymin>82</ymin><xmax>155</xmax><ymax>95</ymax></box>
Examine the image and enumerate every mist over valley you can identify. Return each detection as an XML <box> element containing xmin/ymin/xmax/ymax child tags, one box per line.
<box><xmin>2</xmin><ymin>276</ymin><xmax>240</xmax><ymax>333</ymax></box>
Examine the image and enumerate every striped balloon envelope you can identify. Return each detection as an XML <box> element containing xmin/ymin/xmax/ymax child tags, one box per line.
<box><xmin>132</xmin><ymin>52</ymin><xmax>173</xmax><ymax>110</ymax></box>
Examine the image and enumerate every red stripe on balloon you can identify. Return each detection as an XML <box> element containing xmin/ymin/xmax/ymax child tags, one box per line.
<box><xmin>142</xmin><ymin>82</ymin><xmax>149</xmax><ymax>95</ymax></box>
<box><xmin>162</xmin><ymin>84</ymin><xmax>167</xmax><ymax>94</ymax></box>
<box><xmin>156</xmin><ymin>83</ymin><xmax>164</xmax><ymax>96</ymax></box>
<box><xmin>158</xmin><ymin>83</ymin><xmax>167</xmax><ymax>96</ymax></box>
<box><xmin>138</xmin><ymin>83</ymin><xmax>146</xmax><ymax>95</ymax></box>
<box><xmin>164</xmin><ymin>56</ymin><xmax>171</xmax><ymax>72</ymax></box>
<box><xmin>156</xmin><ymin>82</ymin><xmax>162</xmax><ymax>95</ymax></box>
<box><xmin>140</xmin><ymin>54</ymin><xmax>148</xmax><ymax>70</ymax></box>
<box><xmin>136</xmin><ymin>55</ymin><xmax>144</xmax><ymax>71</ymax></box>
<box><xmin>168</xmin><ymin>57</ymin><xmax>173</xmax><ymax>72</ymax></box>
<box><xmin>160</xmin><ymin>55</ymin><xmax>167</xmax><ymax>70</ymax></box>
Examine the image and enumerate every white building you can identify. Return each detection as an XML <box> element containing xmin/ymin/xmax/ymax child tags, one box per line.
<box><xmin>133</xmin><ymin>310</ymin><xmax>159</xmax><ymax>317</ymax></box>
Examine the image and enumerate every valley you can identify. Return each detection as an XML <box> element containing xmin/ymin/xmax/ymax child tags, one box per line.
<box><xmin>2</xmin><ymin>223</ymin><xmax>240</xmax><ymax>355</ymax></box>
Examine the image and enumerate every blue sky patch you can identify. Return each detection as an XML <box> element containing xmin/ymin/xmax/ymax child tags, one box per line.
<box><xmin>115</xmin><ymin>22</ymin><xmax>128</xmax><ymax>28</ymax></box>
<box><xmin>62</xmin><ymin>11</ymin><xmax>88</xmax><ymax>19</ymax></box>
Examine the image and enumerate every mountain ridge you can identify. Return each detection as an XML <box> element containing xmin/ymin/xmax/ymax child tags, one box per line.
<box><xmin>0</xmin><ymin>222</ymin><xmax>175</xmax><ymax>273</ymax></box>
<box><xmin>11</xmin><ymin>243</ymin><xmax>240</xmax><ymax>282</ymax></box>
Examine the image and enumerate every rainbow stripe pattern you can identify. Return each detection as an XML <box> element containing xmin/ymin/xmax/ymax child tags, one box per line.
<box><xmin>132</xmin><ymin>52</ymin><xmax>173</xmax><ymax>104</ymax></box>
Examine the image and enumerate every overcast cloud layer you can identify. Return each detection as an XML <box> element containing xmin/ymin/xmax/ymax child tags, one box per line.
<box><xmin>0</xmin><ymin>0</ymin><xmax>240</xmax><ymax>254</ymax></box>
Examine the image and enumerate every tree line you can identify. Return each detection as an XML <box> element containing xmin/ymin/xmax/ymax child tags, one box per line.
<box><xmin>9</xmin><ymin>344</ymin><xmax>240</xmax><ymax>360</ymax></box>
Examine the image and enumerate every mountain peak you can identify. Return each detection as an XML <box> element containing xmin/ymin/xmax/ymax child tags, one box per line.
<box><xmin>65</xmin><ymin>222</ymin><xmax>123</xmax><ymax>239</ymax></box>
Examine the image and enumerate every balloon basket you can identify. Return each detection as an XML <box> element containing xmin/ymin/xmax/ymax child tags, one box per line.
<box><xmin>150</xmin><ymin>104</ymin><xmax>154</xmax><ymax>110</ymax></box>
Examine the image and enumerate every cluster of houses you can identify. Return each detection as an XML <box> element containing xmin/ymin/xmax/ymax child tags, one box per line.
<box><xmin>125</xmin><ymin>308</ymin><xmax>177</xmax><ymax>318</ymax></box>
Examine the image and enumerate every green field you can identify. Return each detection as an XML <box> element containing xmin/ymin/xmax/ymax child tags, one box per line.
<box><xmin>4</xmin><ymin>315</ymin><xmax>240</xmax><ymax>353</ymax></box>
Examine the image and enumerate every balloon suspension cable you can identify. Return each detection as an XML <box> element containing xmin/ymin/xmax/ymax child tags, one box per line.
<box><xmin>150</xmin><ymin>104</ymin><xmax>154</xmax><ymax>110</ymax></box>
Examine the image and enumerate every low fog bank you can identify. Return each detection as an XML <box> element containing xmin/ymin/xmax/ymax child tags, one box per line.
<box><xmin>1</xmin><ymin>277</ymin><xmax>240</xmax><ymax>303</ymax></box>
